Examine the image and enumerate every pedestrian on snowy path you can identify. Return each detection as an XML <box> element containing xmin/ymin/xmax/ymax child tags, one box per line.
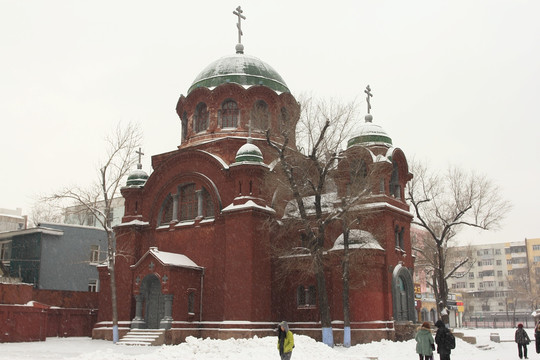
<box><xmin>277</xmin><ymin>321</ymin><xmax>294</xmax><ymax>360</ymax></box>
<box><xmin>515</xmin><ymin>323</ymin><xmax>531</xmax><ymax>359</ymax></box>
<box><xmin>415</xmin><ymin>321</ymin><xmax>435</xmax><ymax>360</ymax></box>
<box><xmin>434</xmin><ymin>320</ymin><xmax>454</xmax><ymax>360</ymax></box>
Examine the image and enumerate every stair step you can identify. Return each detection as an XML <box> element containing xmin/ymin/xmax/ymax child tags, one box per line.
<box><xmin>117</xmin><ymin>329</ymin><xmax>166</xmax><ymax>346</ymax></box>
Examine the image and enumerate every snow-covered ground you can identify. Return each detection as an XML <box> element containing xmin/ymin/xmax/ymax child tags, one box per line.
<box><xmin>0</xmin><ymin>328</ymin><xmax>535</xmax><ymax>360</ymax></box>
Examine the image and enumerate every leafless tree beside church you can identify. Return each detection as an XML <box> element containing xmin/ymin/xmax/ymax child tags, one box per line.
<box><xmin>266</xmin><ymin>95</ymin><xmax>374</xmax><ymax>346</ymax></box>
<box><xmin>44</xmin><ymin>122</ymin><xmax>142</xmax><ymax>343</ymax></box>
<box><xmin>407</xmin><ymin>160</ymin><xmax>511</xmax><ymax>321</ymax></box>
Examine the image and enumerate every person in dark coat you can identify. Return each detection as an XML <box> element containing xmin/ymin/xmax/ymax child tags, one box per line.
<box><xmin>415</xmin><ymin>321</ymin><xmax>435</xmax><ymax>360</ymax></box>
<box><xmin>535</xmin><ymin>321</ymin><xmax>540</xmax><ymax>354</ymax></box>
<box><xmin>515</xmin><ymin>323</ymin><xmax>531</xmax><ymax>359</ymax></box>
<box><xmin>277</xmin><ymin>321</ymin><xmax>294</xmax><ymax>360</ymax></box>
<box><xmin>434</xmin><ymin>320</ymin><xmax>452</xmax><ymax>360</ymax></box>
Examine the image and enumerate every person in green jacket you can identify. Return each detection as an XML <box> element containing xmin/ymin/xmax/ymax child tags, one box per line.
<box><xmin>277</xmin><ymin>321</ymin><xmax>294</xmax><ymax>360</ymax></box>
<box><xmin>415</xmin><ymin>321</ymin><xmax>435</xmax><ymax>360</ymax></box>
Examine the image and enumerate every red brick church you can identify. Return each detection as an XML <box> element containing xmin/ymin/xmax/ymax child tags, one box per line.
<box><xmin>93</xmin><ymin>8</ymin><xmax>415</xmax><ymax>345</ymax></box>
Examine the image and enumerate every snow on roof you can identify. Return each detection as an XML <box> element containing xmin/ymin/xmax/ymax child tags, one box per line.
<box><xmin>0</xmin><ymin>226</ymin><xmax>64</xmax><ymax>240</ymax></box>
<box><xmin>283</xmin><ymin>193</ymin><xmax>338</xmax><ymax>218</ymax></box>
<box><xmin>195</xmin><ymin>149</ymin><xmax>229</xmax><ymax>169</ymax></box>
<box><xmin>330</xmin><ymin>229</ymin><xmax>384</xmax><ymax>251</ymax></box>
<box><xmin>116</xmin><ymin>219</ymin><xmax>149</xmax><ymax>227</ymax></box>
<box><xmin>143</xmin><ymin>247</ymin><xmax>203</xmax><ymax>270</ymax></box>
<box><xmin>222</xmin><ymin>200</ymin><xmax>276</xmax><ymax>214</ymax></box>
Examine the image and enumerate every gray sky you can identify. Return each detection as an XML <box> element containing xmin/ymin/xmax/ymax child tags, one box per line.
<box><xmin>1</xmin><ymin>0</ymin><xmax>539</xmax><ymax>244</ymax></box>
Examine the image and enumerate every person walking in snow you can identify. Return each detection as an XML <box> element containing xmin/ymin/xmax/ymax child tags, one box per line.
<box><xmin>277</xmin><ymin>321</ymin><xmax>294</xmax><ymax>360</ymax></box>
<box><xmin>515</xmin><ymin>323</ymin><xmax>531</xmax><ymax>359</ymax></box>
<box><xmin>434</xmin><ymin>320</ymin><xmax>454</xmax><ymax>360</ymax></box>
<box><xmin>415</xmin><ymin>321</ymin><xmax>435</xmax><ymax>360</ymax></box>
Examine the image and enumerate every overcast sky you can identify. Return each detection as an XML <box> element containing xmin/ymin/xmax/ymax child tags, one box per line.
<box><xmin>1</xmin><ymin>0</ymin><xmax>538</xmax><ymax>245</ymax></box>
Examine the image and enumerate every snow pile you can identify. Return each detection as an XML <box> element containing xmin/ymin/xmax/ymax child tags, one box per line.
<box><xmin>0</xmin><ymin>328</ymin><xmax>529</xmax><ymax>360</ymax></box>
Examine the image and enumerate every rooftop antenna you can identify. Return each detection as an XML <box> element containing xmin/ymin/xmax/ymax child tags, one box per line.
<box><xmin>233</xmin><ymin>6</ymin><xmax>246</xmax><ymax>54</ymax></box>
<box><xmin>136</xmin><ymin>147</ymin><xmax>144</xmax><ymax>169</ymax></box>
<box><xmin>364</xmin><ymin>85</ymin><xmax>373</xmax><ymax>123</ymax></box>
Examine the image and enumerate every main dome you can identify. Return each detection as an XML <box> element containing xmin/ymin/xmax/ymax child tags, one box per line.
<box><xmin>187</xmin><ymin>54</ymin><xmax>290</xmax><ymax>94</ymax></box>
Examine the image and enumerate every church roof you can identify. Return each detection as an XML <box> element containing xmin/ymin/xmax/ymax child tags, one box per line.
<box><xmin>187</xmin><ymin>54</ymin><xmax>290</xmax><ymax>94</ymax></box>
<box><xmin>132</xmin><ymin>247</ymin><xmax>203</xmax><ymax>270</ymax></box>
<box><xmin>235</xmin><ymin>142</ymin><xmax>264</xmax><ymax>163</ymax></box>
<box><xmin>347</xmin><ymin>114</ymin><xmax>393</xmax><ymax>148</ymax></box>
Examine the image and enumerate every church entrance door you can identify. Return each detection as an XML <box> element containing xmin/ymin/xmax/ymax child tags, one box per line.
<box><xmin>141</xmin><ymin>274</ymin><xmax>164</xmax><ymax>329</ymax></box>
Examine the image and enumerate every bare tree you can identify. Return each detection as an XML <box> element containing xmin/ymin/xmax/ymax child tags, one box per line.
<box><xmin>406</xmin><ymin>160</ymin><xmax>511</xmax><ymax>322</ymax></box>
<box><xmin>266</xmin><ymin>96</ymin><xmax>360</xmax><ymax>347</ymax></box>
<box><xmin>44</xmin><ymin>122</ymin><xmax>142</xmax><ymax>343</ymax></box>
<box><xmin>28</xmin><ymin>201</ymin><xmax>64</xmax><ymax>226</ymax></box>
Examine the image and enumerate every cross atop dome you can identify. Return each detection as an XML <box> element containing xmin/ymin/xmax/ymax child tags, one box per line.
<box><xmin>233</xmin><ymin>6</ymin><xmax>246</xmax><ymax>54</ymax></box>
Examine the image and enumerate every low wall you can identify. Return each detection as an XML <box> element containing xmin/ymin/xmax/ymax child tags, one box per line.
<box><xmin>0</xmin><ymin>304</ymin><xmax>98</xmax><ymax>342</ymax></box>
<box><xmin>0</xmin><ymin>283</ymin><xmax>98</xmax><ymax>343</ymax></box>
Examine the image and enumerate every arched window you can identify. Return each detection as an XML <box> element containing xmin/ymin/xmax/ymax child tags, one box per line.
<box><xmin>158</xmin><ymin>194</ymin><xmax>174</xmax><ymax>226</ymax></box>
<box><xmin>279</xmin><ymin>107</ymin><xmax>288</xmax><ymax>135</ymax></box>
<box><xmin>252</xmin><ymin>100</ymin><xmax>269</xmax><ymax>131</ymax></box>
<box><xmin>201</xmin><ymin>187</ymin><xmax>214</xmax><ymax>218</ymax></box>
<box><xmin>194</xmin><ymin>102</ymin><xmax>209</xmax><ymax>133</ymax></box>
<box><xmin>179</xmin><ymin>184</ymin><xmax>197</xmax><ymax>221</ymax></box>
<box><xmin>219</xmin><ymin>99</ymin><xmax>239</xmax><ymax>128</ymax></box>
<box><xmin>349</xmin><ymin>159</ymin><xmax>368</xmax><ymax>194</ymax></box>
<box><xmin>181</xmin><ymin>111</ymin><xmax>188</xmax><ymax>141</ymax></box>
<box><xmin>389</xmin><ymin>160</ymin><xmax>400</xmax><ymax>198</ymax></box>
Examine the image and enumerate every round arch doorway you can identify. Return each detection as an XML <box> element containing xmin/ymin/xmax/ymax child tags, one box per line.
<box><xmin>140</xmin><ymin>274</ymin><xmax>165</xmax><ymax>329</ymax></box>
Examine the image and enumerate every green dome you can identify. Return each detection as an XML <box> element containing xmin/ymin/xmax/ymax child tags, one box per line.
<box><xmin>235</xmin><ymin>142</ymin><xmax>264</xmax><ymax>163</ymax></box>
<box><xmin>188</xmin><ymin>54</ymin><xmax>290</xmax><ymax>94</ymax></box>
<box><xmin>126</xmin><ymin>167</ymin><xmax>149</xmax><ymax>187</ymax></box>
<box><xmin>347</xmin><ymin>115</ymin><xmax>393</xmax><ymax>148</ymax></box>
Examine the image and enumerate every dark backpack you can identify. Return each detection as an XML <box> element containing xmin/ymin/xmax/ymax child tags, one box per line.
<box><xmin>445</xmin><ymin>331</ymin><xmax>456</xmax><ymax>349</ymax></box>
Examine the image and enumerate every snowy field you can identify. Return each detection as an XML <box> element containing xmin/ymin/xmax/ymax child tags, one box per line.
<box><xmin>0</xmin><ymin>328</ymin><xmax>535</xmax><ymax>360</ymax></box>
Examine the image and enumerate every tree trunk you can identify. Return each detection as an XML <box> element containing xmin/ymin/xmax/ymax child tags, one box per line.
<box><xmin>342</xmin><ymin>228</ymin><xmax>351</xmax><ymax>347</ymax></box>
<box><xmin>108</xmin><ymin>231</ymin><xmax>119</xmax><ymax>343</ymax></box>
<box><xmin>314</xmin><ymin>247</ymin><xmax>333</xmax><ymax>346</ymax></box>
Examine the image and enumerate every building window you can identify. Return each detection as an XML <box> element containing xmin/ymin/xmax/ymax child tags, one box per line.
<box><xmin>469</xmin><ymin>283</ymin><xmax>475</xmax><ymax>288</ymax></box>
<box><xmin>534</xmin><ymin>256</ymin><xmax>540</xmax><ymax>262</ymax></box>
<box><xmin>496</xmin><ymin>260</ymin><xmax>502</xmax><ymax>265</ymax></box>
<box><xmin>158</xmin><ymin>194</ymin><xmax>174</xmax><ymax>226</ymax></box>
<box><xmin>188</xmin><ymin>291</ymin><xmax>195</xmax><ymax>315</ymax></box>
<box><xmin>469</xmin><ymin>273</ymin><xmax>474</xmax><ymax>279</ymax></box>
<box><xmin>220</xmin><ymin>99</ymin><xmax>239</xmax><ymax>128</ymax></box>
<box><xmin>498</xmin><ymin>281</ymin><xmax>504</xmax><ymax>286</ymax></box>
<box><xmin>533</xmin><ymin>245</ymin><xmax>540</xmax><ymax>251</ymax></box>
<box><xmin>88</xmin><ymin>279</ymin><xmax>98</xmax><ymax>292</ymax></box>
<box><xmin>252</xmin><ymin>100</ymin><xmax>269</xmax><ymax>131</ymax></box>
<box><xmin>497</xmin><ymin>270</ymin><xmax>503</xmax><ymax>277</ymax></box>
<box><xmin>90</xmin><ymin>245</ymin><xmax>100</xmax><ymax>264</ymax></box>
<box><xmin>389</xmin><ymin>161</ymin><xmax>400</xmax><ymax>198</ymax></box>
<box><xmin>297</xmin><ymin>285</ymin><xmax>316</xmax><ymax>307</ymax></box>
<box><xmin>180</xmin><ymin>184</ymin><xmax>197</xmax><ymax>221</ymax></box>
<box><xmin>495</xmin><ymin>249</ymin><xmax>501</xmax><ymax>254</ymax></box>
<box><xmin>0</xmin><ymin>241</ymin><xmax>11</xmax><ymax>261</ymax></box>
<box><xmin>201</xmin><ymin>187</ymin><xmax>214</xmax><ymax>218</ymax></box>
<box><xmin>194</xmin><ymin>102</ymin><xmax>209</xmax><ymax>133</ymax></box>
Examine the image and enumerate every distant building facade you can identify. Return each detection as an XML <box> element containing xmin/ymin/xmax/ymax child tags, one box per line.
<box><xmin>63</xmin><ymin>197</ymin><xmax>124</xmax><ymax>228</ymax></box>
<box><xmin>446</xmin><ymin>238</ymin><xmax>540</xmax><ymax>324</ymax></box>
<box><xmin>0</xmin><ymin>223</ymin><xmax>106</xmax><ymax>291</ymax></box>
<box><xmin>0</xmin><ymin>208</ymin><xmax>27</xmax><ymax>232</ymax></box>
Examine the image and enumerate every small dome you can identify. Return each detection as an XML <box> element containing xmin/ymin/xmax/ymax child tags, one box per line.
<box><xmin>126</xmin><ymin>167</ymin><xmax>149</xmax><ymax>187</ymax></box>
<box><xmin>235</xmin><ymin>142</ymin><xmax>263</xmax><ymax>163</ymax></box>
<box><xmin>347</xmin><ymin>115</ymin><xmax>392</xmax><ymax>148</ymax></box>
<box><xmin>188</xmin><ymin>54</ymin><xmax>289</xmax><ymax>94</ymax></box>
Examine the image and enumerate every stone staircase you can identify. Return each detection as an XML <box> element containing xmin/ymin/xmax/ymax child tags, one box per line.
<box><xmin>117</xmin><ymin>329</ymin><xmax>166</xmax><ymax>346</ymax></box>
